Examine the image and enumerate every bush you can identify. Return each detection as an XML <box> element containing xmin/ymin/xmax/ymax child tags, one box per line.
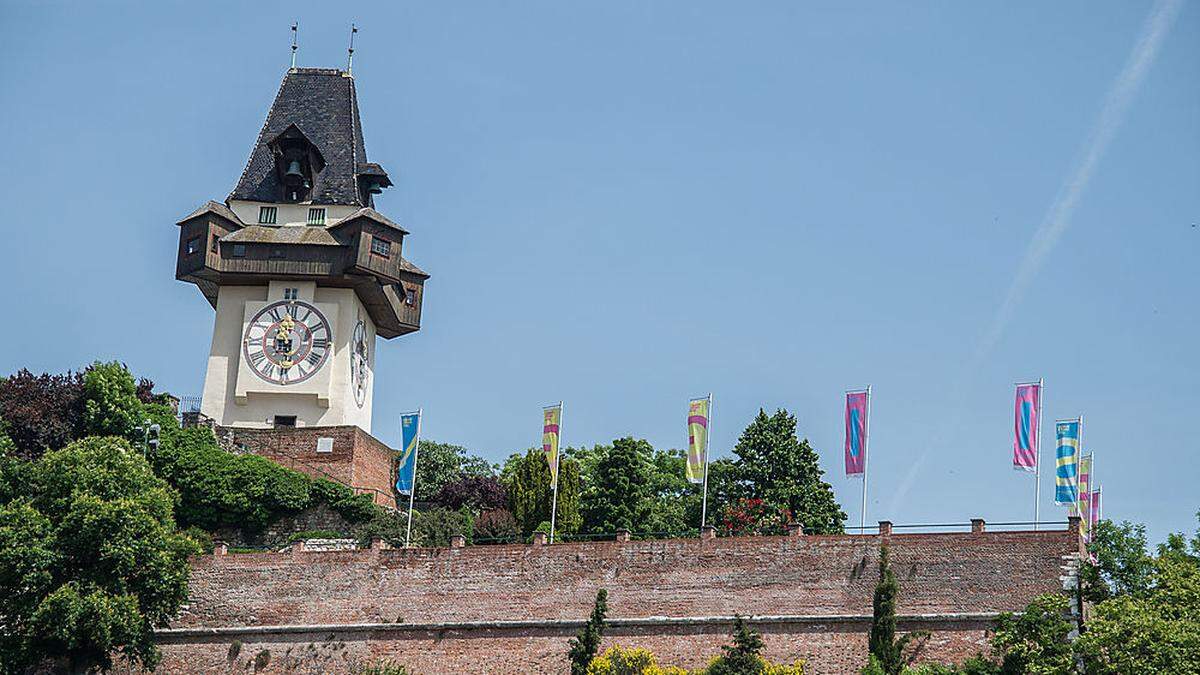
<box><xmin>586</xmin><ymin>645</ymin><xmax>688</xmax><ymax>675</ymax></box>
<box><xmin>413</xmin><ymin>507</ymin><xmax>474</xmax><ymax>547</ymax></box>
<box><xmin>474</xmin><ymin>509</ymin><xmax>520</xmax><ymax>543</ymax></box>
<box><xmin>311</xmin><ymin>478</ymin><xmax>379</xmax><ymax>524</ymax></box>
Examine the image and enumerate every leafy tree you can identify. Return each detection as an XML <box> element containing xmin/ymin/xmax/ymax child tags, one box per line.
<box><xmin>502</xmin><ymin>448</ymin><xmax>581</xmax><ymax>537</ymax></box>
<box><xmin>1081</xmin><ymin>519</ymin><xmax>1154</xmax><ymax>602</ymax></box>
<box><xmin>582</xmin><ymin>437</ymin><xmax>653</xmax><ymax>535</ymax></box>
<box><xmin>989</xmin><ymin>593</ymin><xmax>1075</xmax><ymax>675</ymax></box>
<box><xmin>80</xmin><ymin>361</ymin><xmax>143</xmax><ymax>439</ymax></box>
<box><xmin>643</xmin><ymin>446</ymin><xmax>701</xmax><ymax>537</ymax></box>
<box><xmin>868</xmin><ymin>546</ymin><xmax>923</xmax><ymax>675</ymax></box>
<box><xmin>1074</xmin><ymin>513</ymin><xmax>1200</xmax><ymax>673</ymax></box>
<box><xmin>729</xmin><ymin>409</ymin><xmax>845</xmax><ymax>534</ymax></box>
<box><xmin>569</xmin><ymin>589</ymin><xmax>609</xmax><ymax>675</ymax></box>
<box><xmin>0</xmin><ymin>369</ymin><xmax>86</xmax><ymax>460</ymax></box>
<box><xmin>432</xmin><ymin>474</ymin><xmax>508</xmax><ymax>512</ymax></box>
<box><xmin>0</xmin><ymin>437</ymin><xmax>200</xmax><ymax>672</ymax></box>
<box><xmin>413</xmin><ymin>440</ymin><xmax>494</xmax><ymax>502</ymax></box>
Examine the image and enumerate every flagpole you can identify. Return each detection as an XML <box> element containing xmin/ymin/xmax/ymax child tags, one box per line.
<box><xmin>861</xmin><ymin>385</ymin><xmax>872</xmax><ymax>533</ymax></box>
<box><xmin>548</xmin><ymin>401</ymin><xmax>562</xmax><ymax>545</ymax></box>
<box><xmin>404</xmin><ymin>408</ymin><xmax>422</xmax><ymax>548</ymax></box>
<box><xmin>699</xmin><ymin>393</ymin><xmax>713</xmax><ymax>533</ymax></box>
<box><xmin>1034</xmin><ymin>378</ymin><xmax>1043</xmax><ymax>531</ymax></box>
<box><xmin>1075</xmin><ymin>414</ymin><xmax>1084</xmax><ymax>518</ymax></box>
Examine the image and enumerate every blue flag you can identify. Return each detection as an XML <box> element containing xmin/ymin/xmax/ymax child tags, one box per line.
<box><xmin>396</xmin><ymin>412</ymin><xmax>421</xmax><ymax>496</ymax></box>
<box><xmin>1054</xmin><ymin>419</ymin><xmax>1080</xmax><ymax>505</ymax></box>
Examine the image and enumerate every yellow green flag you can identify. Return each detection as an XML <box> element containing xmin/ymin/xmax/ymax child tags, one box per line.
<box><xmin>542</xmin><ymin>404</ymin><xmax>562</xmax><ymax>488</ymax></box>
<box><xmin>1077</xmin><ymin>454</ymin><xmax>1093</xmax><ymax>540</ymax></box>
<box><xmin>686</xmin><ymin>397</ymin><xmax>711</xmax><ymax>484</ymax></box>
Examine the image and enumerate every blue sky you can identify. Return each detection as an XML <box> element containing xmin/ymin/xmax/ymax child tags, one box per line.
<box><xmin>1</xmin><ymin>1</ymin><xmax>1196</xmax><ymax>543</ymax></box>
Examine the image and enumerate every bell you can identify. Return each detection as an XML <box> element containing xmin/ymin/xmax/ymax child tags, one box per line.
<box><xmin>367</xmin><ymin>180</ymin><xmax>383</xmax><ymax>195</ymax></box>
<box><xmin>284</xmin><ymin>160</ymin><xmax>304</xmax><ymax>183</ymax></box>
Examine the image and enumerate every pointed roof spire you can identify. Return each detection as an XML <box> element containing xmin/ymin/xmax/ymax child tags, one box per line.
<box><xmin>347</xmin><ymin>24</ymin><xmax>358</xmax><ymax>75</ymax></box>
<box><xmin>229</xmin><ymin>68</ymin><xmax>388</xmax><ymax>207</ymax></box>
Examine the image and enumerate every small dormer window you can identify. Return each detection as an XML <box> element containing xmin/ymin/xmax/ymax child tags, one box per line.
<box><xmin>307</xmin><ymin>208</ymin><xmax>326</xmax><ymax>226</ymax></box>
<box><xmin>259</xmin><ymin>206</ymin><xmax>277</xmax><ymax>224</ymax></box>
<box><xmin>185</xmin><ymin>237</ymin><xmax>201</xmax><ymax>255</ymax></box>
<box><xmin>370</xmin><ymin>236</ymin><xmax>391</xmax><ymax>258</ymax></box>
<box><xmin>232</xmin><ymin>244</ymin><xmax>246</xmax><ymax>257</ymax></box>
<box><xmin>211</xmin><ymin>235</ymin><xmax>220</xmax><ymax>253</ymax></box>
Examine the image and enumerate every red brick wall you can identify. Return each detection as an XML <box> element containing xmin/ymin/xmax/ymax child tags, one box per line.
<box><xmin>219</xmin><ymin>426</ymin><xmax>396</xmax><ymax>507</ymax></box>
<box><xmin>158</xmin><ymin>527</ymin><xmax>1080</xmax><ymax>673</ymax></box>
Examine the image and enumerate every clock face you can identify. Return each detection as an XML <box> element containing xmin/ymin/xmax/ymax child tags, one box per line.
<box><xmin>243</xmin><ymin>300</ymin><xmax>332</xmax><ymax>385</ymax></box>
<box><xmin>350</xmin><ymin>320</ymin><xmax>370</xmax><ymax>408</ymax></box>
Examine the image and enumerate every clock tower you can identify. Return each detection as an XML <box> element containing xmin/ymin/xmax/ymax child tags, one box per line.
<box><xmin>175</xmin><ymin>67</ymin><xmax>427</xmax><ymax>435</ymax></box>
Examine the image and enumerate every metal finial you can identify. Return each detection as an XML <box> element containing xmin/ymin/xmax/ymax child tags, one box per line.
<box><xmin>290</xmin><ymin>22</ymin><xmax>298</xmax><ymax>69</ymax></box>
<box><xmin>347</xmin><ymin>24</ymin><xmax>358</xmax><ymax>74</ymax></box>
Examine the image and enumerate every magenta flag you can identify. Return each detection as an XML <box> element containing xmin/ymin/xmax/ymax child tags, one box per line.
<box><xmin>845</xmin><ymin>391</ymin><xmax>868</xmax><ymax>476</ymax></box>
<box><xmin>1013</xmin><ymin>383</ymin><xmax>1042</xmax><ymax>472</ymax></box>
<box><xmin>1091</xmin><ymin>489</ymin><xmax>1101</xmax><ymax>529</ymax></box>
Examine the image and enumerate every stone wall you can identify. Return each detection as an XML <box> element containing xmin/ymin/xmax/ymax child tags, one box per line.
<box><xmin>157</xmin><ymin>522</ymin><xmax>1082</xmax><ymax>674</ymax></box>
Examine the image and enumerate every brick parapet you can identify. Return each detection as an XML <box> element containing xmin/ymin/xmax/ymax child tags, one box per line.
<box><xmin>216</xmin><ymin>425</ymin><xmax>396</xmax><ymax>507</ymax></box>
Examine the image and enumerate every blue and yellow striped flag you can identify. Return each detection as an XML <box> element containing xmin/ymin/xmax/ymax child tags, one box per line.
<box><xmin>1054</xmin><ymin>419</ymin><xmax>1080</xmax><ymax>506</ymax></box>
<box><xmin>396</xmin><ymin>411</ymin><xmax>422</xmax><ymax>496</ymax></box>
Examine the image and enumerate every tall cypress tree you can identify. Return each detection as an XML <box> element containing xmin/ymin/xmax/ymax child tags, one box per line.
<box><xmin>568</xmin><ymin>589</ymin><xmax>608</xmax><ymax>675</ymax></box>
<box><xmin>868</xmin><ymin>546</ymin><xmax>921</xmax><ymax>675</ymax></box>
<box><xmin>732</xmin><ymin>409</ymin><xmax>846</xmax><ymax>534</ymax></box>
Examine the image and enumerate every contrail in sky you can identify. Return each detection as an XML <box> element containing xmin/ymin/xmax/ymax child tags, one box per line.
<box><xmin>974</xmin><ymin>0</ymin><xmax>1183</xmax><ymax>361</ymax></box>
<box><xmin>887</xmin><ymin>0</ymin><xmax>1182</xmax><ymax>518</ymax></box>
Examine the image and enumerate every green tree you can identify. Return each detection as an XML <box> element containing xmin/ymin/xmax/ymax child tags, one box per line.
<box><xmin>0</xmin><ymin>436</ymin><xmax>200</xmax><ymax>672</ymax></box>
<box><xmin>729</xmin><ymin>409</ymin><xmax>845</xmax><ymax>534</ymax></box>
<box><xmin>1074</xmin><ymin>514</ymin><xmax>1200</xmax><ymax>674</ymax></box>
<box><xmin>413</xmin><ymin>440</ymin><xmax>494</xmax><ymax>502</ymax></box>
<box><xmin>868</xmin><ymin>546</ymin><xmax>923</xmax><ymax>675</ymax></box>
<box><xmin>1080</xmin><ymin>519</ymin><xmax>1154</xmax><ymax>602</ymax></box>
<box><xmin>568</xmin><ymin>589</ymin><xmax>608</xmax><ymax>675</ymax></box>
<box><xmin>502</xmin><ymin>448</ymin><xmax>581</xmax><ymax>537</ymax></box>
<box><xmin>582</xmin><ymin>437</ymin><xmax>653</xmax><ymax>535</ymax></box>
<box><xmin>412</xmin><ymin>506</ymin><xmax>475</xmax><ymax>547</ymax></box>
<box><xmin>989</xmin><ymin>593</ymin><xmax>1075</xmax><ymax>675</ymax></box>
<box><xmin>80</xmin><ymin>361</ymin><xmax>143</xmax><ymax>439</ymax></box>
<box><xmin>707</xmin><ymin>616</ymin><xmax>766</xmax><ymax>675</ymax></box>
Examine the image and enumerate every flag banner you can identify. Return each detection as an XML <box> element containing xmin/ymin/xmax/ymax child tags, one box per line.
<box><xmin>542</xmin><ymin>404</ymin><xmax>562</xmax><ymax>489</ymax></box>
<box><xmin>1091</xmin><ymin>488</ymin><xmax>1101</xmax><ymax>530</ymax></box>
<box><xmin>686</xmin><ymin>397</ymin><xmax>710</xmax><ymax>484</ymax></box>
<box><xmin>845</xmin><ymin>391</ymin><xmax>869</xmax><ymax>476</ymax></box>
<box><xmin>1013</xmin><ymin>383</ymin><xmax>1042</xmax><ymax>472</ymax></box>
<box><xmin>395</xmin><ymin>412</ymin><xmax>421</xmax><ymax>496</ymax></box>
<box><xmin>1054</xmin><ymin>419</ymin><xmax>1080</xmax><ymax>505</ymax></box>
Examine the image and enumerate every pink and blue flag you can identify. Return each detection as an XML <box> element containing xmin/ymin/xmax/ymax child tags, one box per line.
<box><xmin>1013</xmin><ymin>383</ymin><xmax>1041</xmax><ymax>472</ymax></box>
<box><xmin>845</xmin><ymin>391</ymin><xmax>868</xmax><ymax>476</ymax></box>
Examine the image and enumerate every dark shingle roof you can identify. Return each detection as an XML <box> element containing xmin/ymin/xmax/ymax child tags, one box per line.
<box><xmin>229</xmin><ymin>68</ymin><xmax>384</xmax><ymax>207</ymax></box>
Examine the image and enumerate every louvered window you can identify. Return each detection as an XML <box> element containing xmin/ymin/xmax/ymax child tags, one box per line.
<box><xmin>307</xmin><ymin>208</ymin><xmax>326</xmax><ymax>225</ymax></box>
<box><xmin>258</xmin><ymin>206</ymin><xmax>277</xmax><ymax>224</ymax></box>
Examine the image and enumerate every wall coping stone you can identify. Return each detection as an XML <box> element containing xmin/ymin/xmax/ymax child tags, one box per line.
<box><xmin>156</xmin><ymin>612</ymin><xmax>1005</xmax><ymax>640</ymax></box>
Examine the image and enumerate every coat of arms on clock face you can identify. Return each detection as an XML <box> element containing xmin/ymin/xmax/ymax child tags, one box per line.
<box><xmin>351</xmin><ymin>319</ymin><xmax>370</xmax><ymax>407</ymax></box>
<box><xmin>242</xmin><ymin>300</ymin><xmax>332</xmax><ymax>385</ymax></box>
